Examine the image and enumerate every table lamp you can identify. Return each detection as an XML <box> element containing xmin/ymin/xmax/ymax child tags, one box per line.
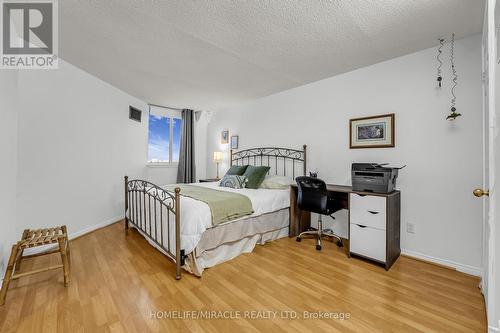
<box><xmin>213</xmin><ymin>151</ymin><xmax>223</xmax><ymax>179</ymax></box>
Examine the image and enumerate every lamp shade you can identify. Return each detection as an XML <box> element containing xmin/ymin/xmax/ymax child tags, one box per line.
<box><xmin>213</xmin><ymin>151</ymin><xmax>223</xmax><ymax>163</ymax></box>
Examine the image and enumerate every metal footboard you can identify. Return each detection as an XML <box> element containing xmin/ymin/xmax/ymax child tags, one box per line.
<box><xmin>124</xmin><ymin>176</ymin><xmax>185</xmax><ymax>280</ymax></box>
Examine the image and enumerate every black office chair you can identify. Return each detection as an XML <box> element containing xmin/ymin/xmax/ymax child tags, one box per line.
<box><xmin>295</xmin><ymin>176</ymin><xmax>343</xmax><ymax>251</ymax></box>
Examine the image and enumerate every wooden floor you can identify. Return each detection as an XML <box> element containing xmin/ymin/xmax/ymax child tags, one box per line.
<box><xmin>0</xmin><ymin>222</ymin><xmax>486</xmax><ymax>332</ymax></box>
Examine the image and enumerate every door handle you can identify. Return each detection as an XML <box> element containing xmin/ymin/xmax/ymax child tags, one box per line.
<box><xmin>473</xmin><ymin>188</ymin><xmax>489</xmax><ymax>197</ymax></box>
<box><xmin>356</xmin><ymin>224</ymin><xmax>367</xmax><ymax>228</ymax></box>
<box><xmin>367</xmin><ymin>210</ymin><xmax>379</xmax><ymax>215</ymax></box>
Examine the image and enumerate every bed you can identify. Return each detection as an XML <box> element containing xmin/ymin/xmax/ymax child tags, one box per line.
<box><xmin>124</xmin><ymin>145</ymin><xmax>307</xmax><ymax>279</ymax></box>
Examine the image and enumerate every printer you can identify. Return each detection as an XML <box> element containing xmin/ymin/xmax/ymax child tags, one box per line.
<box><xmin>351</xmin><ymin>163</ymin><xmax>402</xmax><ymax>193</ymax></box>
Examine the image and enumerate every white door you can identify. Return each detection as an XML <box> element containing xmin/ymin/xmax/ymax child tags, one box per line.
<box><xmin>480</xmin><ymin>1</ymin><xmax>499</xmax><ymax>330</ymax></box>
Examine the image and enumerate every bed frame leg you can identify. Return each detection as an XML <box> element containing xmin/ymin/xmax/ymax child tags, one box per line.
<box><xmin>175</xmin><ymin>188</ymin><xmax>181</xmax><ymax>280</ymax></box>
<box><xmin>176</xmin><ymin>250</ymin><xmax>185</xmax><ymax>280</ymax></box>
<box><xmin>176</xmin><ymin>264</ymin><xmax>181</xmax><ymax>280</ymax></box>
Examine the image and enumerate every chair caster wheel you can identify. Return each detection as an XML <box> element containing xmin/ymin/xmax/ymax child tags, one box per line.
<box><xmin>316</xmin><ymin>245</ymin><xmax>321</xmax><ymax>251</ymax></box>
<box><xmin>296</xmin><ymin>237</ymin><xmax>301</xmax><ymax>242</ymax></box>
<box><xmin>336</xmin><ymin>240</ymin><xmax>343</xmax><ymax>247</ymax></box>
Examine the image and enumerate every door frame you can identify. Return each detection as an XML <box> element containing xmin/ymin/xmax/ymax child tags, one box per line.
<box><xmin>482</xmin><ymin>0</ymin><xmax>498</xmax><ymax>331</ymax></box>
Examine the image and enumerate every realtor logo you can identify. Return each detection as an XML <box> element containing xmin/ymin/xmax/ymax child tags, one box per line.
<box><xmin>1</xmin><ymin>0</ymin><xmax>58</xmax><ymax>69</ymax></box>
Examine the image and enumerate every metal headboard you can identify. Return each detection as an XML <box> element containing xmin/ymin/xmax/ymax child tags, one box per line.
<box><xmin>230</xmin><ymin>145</ymin><xmax>307</xmax><ymax>179</ymax></box>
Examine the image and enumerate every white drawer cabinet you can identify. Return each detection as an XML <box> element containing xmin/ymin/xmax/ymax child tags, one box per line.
<box><xmin>350</xmin><ymin>193</ymin><xmax>386</xmax><ymax>230</ymax></box>
<box><xmin>348</xmin><ymin>191</ymin><xmax>401</xmax><ymax>270</ymax></box>
<box><xmin>350</xmin><ymin>223</ymin><xmax>386</xmax><ymax>262</ymax></box>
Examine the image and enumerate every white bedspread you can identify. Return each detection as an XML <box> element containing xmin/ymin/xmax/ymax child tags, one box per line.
<box><xmin>175</xmin><ymin>182</ymin><xmax>290</xmax><ymax>254</ymax></box>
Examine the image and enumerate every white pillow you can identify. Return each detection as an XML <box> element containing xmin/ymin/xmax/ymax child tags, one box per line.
<box><xmin>259</xmin><ymin>175</ymin><xmax>294</xmax><ymax>189</ymax></box>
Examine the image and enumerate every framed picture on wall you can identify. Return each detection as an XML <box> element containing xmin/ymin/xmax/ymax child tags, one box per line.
<box><xmin>230</xmin><ymin>135</ymin><xmax>239</xmax><ymax>149</ymax></box>
<box><xmin>221</xmin><ymin>130</ymin><xmax>229</xmax><ymax>144</ymax></box>
<box><xmin>350</xmin><ymin>113</ymin><xmax>395</xmax><ymax>149</ymax></box>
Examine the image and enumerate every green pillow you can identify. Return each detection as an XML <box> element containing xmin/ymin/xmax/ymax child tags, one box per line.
<box><xmin>226</xmin><ymin>165</ymin><xmax>248</xmax><ymax>176</ymax></box>
<box><xmin>243</xmin><ymin>166</ymin><xmax>270</xmax><ymax>189</ymax></box>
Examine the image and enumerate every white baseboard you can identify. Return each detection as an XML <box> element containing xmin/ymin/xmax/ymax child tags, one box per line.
<box><xmin>401</xmin><ymin>249</ymin><xmax>483</xmax><ymax>277</ymax></box>
<box><xmin>1</xmin><ymin>215</ymin><xmax>123</xmax><ymax>281</ymax></box>
<box><xmin>21</xmin><ymin>215</ymin><xmax>123</xmax><ymax>256</ymax></box>
<box><xmin>69</xmin><ymin>215</ymin><xmax>123</xmax><ymax>240</ymax></box>
<box><xmin>489</xmin><ymin>323</ymin><xmax>500</xmax><ymax>332</ymax></box>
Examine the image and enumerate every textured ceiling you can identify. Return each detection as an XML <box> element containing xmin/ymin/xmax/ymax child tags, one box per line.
<box><xmin>59</xmin><ymin>0</ymin><xmax>484</xmax><ymax>110</ymax></box>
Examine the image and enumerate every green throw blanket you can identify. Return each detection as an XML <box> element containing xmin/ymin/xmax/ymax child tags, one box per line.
<box><xmin>164</xmin><ymin>184</ymin><xmax>254</xmax><ymax>226</ymax></box>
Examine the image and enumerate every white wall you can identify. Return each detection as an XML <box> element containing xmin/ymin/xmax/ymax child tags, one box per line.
<box><xmin>0</xmin><ymin>71</ymin><xmax>19</xmax><ymax>275</ymax></box>
<box><xmin>13</xmin><ymin>59</ymin><xmax>210</xmax><ymax>245</ymax></box>
<box><xmin>146</xmin><ymin>166</ymin><xmax>178</xmax><ymax>185</ymax></box>
<box><xmin>207</xmin><ymin>34</ymin><xmax>484</xmax><ymax>274</ymax></box>
<box><xmin>16</xmin><ymin>60</ymin><xmax>148</xmax><ymax>237</ymax></box>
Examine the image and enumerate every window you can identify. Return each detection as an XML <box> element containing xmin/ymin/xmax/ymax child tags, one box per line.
<box><xmin>148</xmin><ymin>113</ymin><xmax>182</xmax><ymax>164</ymax></box>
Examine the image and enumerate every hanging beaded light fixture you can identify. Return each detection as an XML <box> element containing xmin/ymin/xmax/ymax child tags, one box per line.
<box><xmin>436</xmin><ymin>38</ymin><xmax>445</xmax><ymax>87</ymax></box>
<box><xmin>447</xmin><ymin>33</ymin><xmax>462</xmax><ymax>120</ymax></box>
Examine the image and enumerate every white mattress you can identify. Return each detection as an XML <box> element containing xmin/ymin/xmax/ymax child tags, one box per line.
<box><xmin>195</xmin><ymin>181</ymin><xmax>290</xmax><ymax>222</ymax></box>
<box><xmin>174</xmin><ymin>182</ymin><xmax>290</xmax><ymax>255</ymax></box>
<box><xmin>129</xmin><ymin>181</ymin><xmax>290</xmax><ymax>256</ymax></box>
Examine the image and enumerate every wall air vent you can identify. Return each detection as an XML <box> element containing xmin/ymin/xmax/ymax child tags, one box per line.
<box><xmin>129</xmin><ymin>106</ymin><xmax>142</xmax><ymax>122</ymax></box>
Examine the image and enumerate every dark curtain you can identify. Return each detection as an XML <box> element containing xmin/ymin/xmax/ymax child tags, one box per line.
<box><xmin>177</xmin><ymin>109</ymin><xmax>196</xmax><ymax>183</ymax></box>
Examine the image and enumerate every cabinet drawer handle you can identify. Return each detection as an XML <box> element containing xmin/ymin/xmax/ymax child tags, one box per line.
<box><xmin>367</xmin><ymin>210</ymin><xmax>379</xmax><ymax>215</ymax></box>
<box><xmin>356</xmin><ymin>224</ymin><xmax>367</xmax><ymax>228</ymax></box>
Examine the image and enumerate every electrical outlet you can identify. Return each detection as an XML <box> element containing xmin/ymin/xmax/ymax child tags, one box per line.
<box><xmin>407</xmin><ymin>222</ymin><xmax>416</xmax><ymax>234</ymax></box>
